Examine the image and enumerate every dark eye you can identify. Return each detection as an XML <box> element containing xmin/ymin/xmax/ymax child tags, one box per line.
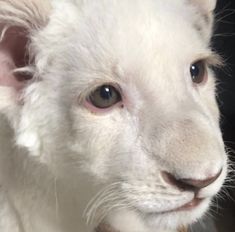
<box><xmin>88</xmin><ymin>85</ymin><xmax>122</xmax><ymax>109</ymax></box>
<box><xmin>190</xmin><ymin>60</ymin><xmax>207</xmax><ymax>84</ymax></box>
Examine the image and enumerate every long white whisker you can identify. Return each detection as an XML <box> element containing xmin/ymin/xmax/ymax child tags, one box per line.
<box><xmin>84</xmin><ymin>182</ymin><xmax>123</xmax><ymax>225</ymax></box>
<box><xmin>54</xmin><ymin>176</ymin><xmax>59</xmax><ymax>221</ymax></box>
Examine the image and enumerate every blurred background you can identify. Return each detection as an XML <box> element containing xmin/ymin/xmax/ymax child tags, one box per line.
<box><xmin>210</xmin><ymin>0</ymin><xmax>235</xmax><ymax>231</ymax></box>
<box><xmin>215</xmin><ymin>0</ymin><xmax>235</xmax><ymax>149</ymax></box>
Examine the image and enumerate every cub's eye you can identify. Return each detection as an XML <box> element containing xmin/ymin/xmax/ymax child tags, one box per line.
<box><xmin>88</xmin><ymin>85</ymin><xmax>122</xmax><ymax>109</ymax></box>
<box><xmin>190</xmin><ymin>60</ymin><xmax>207</xmax><ymax>84</ymax></box>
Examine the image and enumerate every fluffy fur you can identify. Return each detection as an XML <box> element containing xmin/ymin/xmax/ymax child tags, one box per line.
<box><xmin>0</xmin><ymin>0</ymin><xmax>227</xmax><ymax>232</ymax></box>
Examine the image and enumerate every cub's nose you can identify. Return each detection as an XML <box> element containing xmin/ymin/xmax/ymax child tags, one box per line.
<box><xmin>162</xmin><ymin>169</ymin><xmax>222</xmax><ymax>192</ymax></box>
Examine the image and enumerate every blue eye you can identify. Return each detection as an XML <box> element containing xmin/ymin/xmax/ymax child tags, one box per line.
<box><xmin>190</xmin><ymin>61</ymin><xmax>206</xmax><ymax>84</ymax></box>
<box><xmin>88</xmin><ymin>85</ymin><xmax>122</xmax><ymax>108</ymax></box>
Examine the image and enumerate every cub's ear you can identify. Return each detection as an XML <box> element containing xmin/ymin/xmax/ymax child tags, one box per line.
<box><xmin>0</xmin><ymin>0</ymin><xmax>51</xmax><ymax>113</ymax></box>
<box><xmin>188</xmin><ymin>0</ymin><xmax>217</xmax><ymax>41</ymax></box>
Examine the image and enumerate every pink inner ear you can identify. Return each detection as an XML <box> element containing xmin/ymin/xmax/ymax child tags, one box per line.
<box><xmin>0</xmin><ymin>26</ymin><xmax>31</xmax><ymax>90</ymax></box>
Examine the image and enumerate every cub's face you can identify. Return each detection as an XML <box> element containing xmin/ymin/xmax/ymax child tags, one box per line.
<box><xmin>1</xmin><ymin>0</ymin><xmax>227</xmax><ymax>231</ymax></box>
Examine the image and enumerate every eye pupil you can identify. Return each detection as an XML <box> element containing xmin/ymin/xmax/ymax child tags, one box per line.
<box><xmin>190</xmin><ymin>65</ymin><xmax>200</xmax><ymax>78</ymax></box>
<box><xmin>100</xmin><ymin>86</ymin><xmax>113</xmax><ymax>100</ymax></box>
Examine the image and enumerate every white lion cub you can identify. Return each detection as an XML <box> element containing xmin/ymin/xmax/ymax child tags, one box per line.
<box><xmin>0</xmin><ymin>0</ymin><xmax>227</xmax><ymax>232</ymax></box>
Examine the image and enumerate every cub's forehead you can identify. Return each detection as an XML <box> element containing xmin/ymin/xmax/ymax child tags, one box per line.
<box><xmin>49</xmin><ymin>0</ymin><xmax>209</xmax><ymax>84</ymax></box>
<box><xmin>75</xmin><ymin>0</ymin><xmax>204</xmax><ymax>48</ymax></box>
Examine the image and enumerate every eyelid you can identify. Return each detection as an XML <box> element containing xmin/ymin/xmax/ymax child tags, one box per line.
<box><xmin>83</xmin><ymin>99</ymin><xmax>123</xmax><ymax>114</ymax></box>
<box><xmin>79</xmin><ymin>82</ymin><xmax>124</xmax><ymax>114</ymax></box>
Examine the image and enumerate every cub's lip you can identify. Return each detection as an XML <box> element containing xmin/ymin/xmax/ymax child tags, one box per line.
<box><xmin>158</xmin><ymin>197</ymin><xmax>205</xmax><ymax>214</ymax></box>
<box><xmin>174</xmin><ymin>197</ymin><xmax>204</xmax><ymax>211</ymax></box>
<box><xmin>143</xmin><ymin>197</ymin><xmax>205</xmax><ymax>215</ymax></box>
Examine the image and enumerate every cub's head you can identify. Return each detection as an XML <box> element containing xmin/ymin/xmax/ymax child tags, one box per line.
<box><xmin>0</xmin><ymin>0</ymin><xmax>227</xmax><ymax>231</ymax></box>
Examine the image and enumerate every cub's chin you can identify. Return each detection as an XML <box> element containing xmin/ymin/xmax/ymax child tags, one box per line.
<box><xmin>102</xmin><ymin>198</ymin><xmax>211</xmax><ymax>232</ymax></box>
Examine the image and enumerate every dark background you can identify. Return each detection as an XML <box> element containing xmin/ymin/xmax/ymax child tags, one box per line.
<box><xmin>214</xmin><ymin>0</ymin><xmax>235</xmax><ymax>150</ymax></box>
<box><xmin>212</xmin><ymin>0</ymin><xmax>235</xmax><ymax>231</ymax></box>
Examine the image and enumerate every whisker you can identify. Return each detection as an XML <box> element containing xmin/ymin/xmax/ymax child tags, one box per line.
<box><xmin>83</xmin><ymin>182</ymin><xmax>123</xmax><ymax>226</ymax></box>
<box><xmin>54</xmin><ymin>176</ymin><xmax>59</xmax><ymax>221</ymax></box>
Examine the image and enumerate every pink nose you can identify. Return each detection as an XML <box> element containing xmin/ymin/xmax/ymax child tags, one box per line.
<box><xmin>162</xmin><ymin>169</ymin><xmax>222</xmax><ymax>192</ymax></box>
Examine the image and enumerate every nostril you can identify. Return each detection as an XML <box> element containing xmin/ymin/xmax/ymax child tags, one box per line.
<box><xmin>180</xmin><ymin>169</ymin><xmax>222</xmax><ymax>190</ymax></box>
<box><xmin>162</xmin><ymin>169</ymin><xmax>222</xmax><ymax>192</ymax></box>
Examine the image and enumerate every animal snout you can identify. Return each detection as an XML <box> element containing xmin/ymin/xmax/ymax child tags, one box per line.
<box><xmin>162</xmin><ymin>169</ymin><xmax>222</xmax><ymax>192</ymax></box>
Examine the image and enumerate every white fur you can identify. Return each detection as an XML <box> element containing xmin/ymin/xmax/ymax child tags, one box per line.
<box><xmin>0</xmin><ymin>0</ymin><xmax>227</xmax><ymax>232</ymax></box>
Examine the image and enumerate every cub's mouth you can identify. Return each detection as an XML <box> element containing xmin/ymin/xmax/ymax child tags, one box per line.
<box><xmin>92</xmin><ymin>167</ymin><xmax>226</xmax><ymax>232</ymax></box>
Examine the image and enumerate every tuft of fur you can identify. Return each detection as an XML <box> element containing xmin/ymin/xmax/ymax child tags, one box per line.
<box><xmin>0</xmin><ymin>0</ymin><xmax>50</xmax><ymax>29</ymax></box>
<box><xmin>0</xmin><ymin>1</ymin><xmax>227</xmax><ymax>232</ymax></box>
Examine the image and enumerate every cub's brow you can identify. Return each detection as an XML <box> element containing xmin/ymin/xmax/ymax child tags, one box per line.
<box><xmin>195</xmin><ymin>52</ymin><xmax>223</xmax><ymax>67</ymax></box>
